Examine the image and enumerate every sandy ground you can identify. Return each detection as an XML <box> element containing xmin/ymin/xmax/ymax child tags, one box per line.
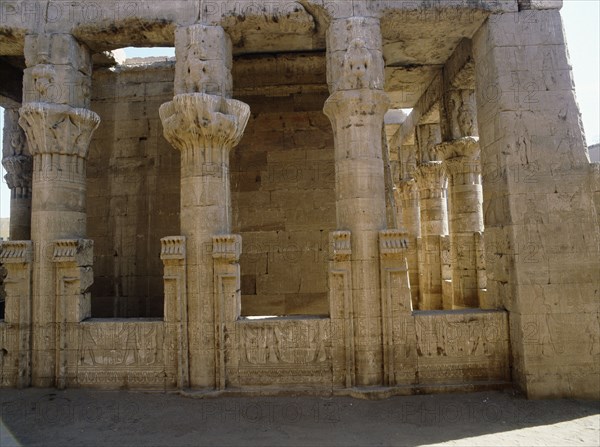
<box><xmin>0</xmin><ymin>388</ymin><xmax>598</xmax><ymax>446</ymax></box>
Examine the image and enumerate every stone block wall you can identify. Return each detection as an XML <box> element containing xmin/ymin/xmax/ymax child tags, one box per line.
<box><xmin>231</xmin><ymin>94</ymin><xmax>336</xmax><ymax>317</ymax></box>
<box><xmin>88</xmin><ymin>62</ymin><xmax>180</xmax><ymax>318</ymax></box>
<box><xmin>87</xmin><ymin>59</ymin><xmax>335</xmax><ymax>318</ymax></box>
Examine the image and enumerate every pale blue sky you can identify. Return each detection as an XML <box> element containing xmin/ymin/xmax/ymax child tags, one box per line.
<box><xmin>1</xmin><ymin>2</ymin><xmax>599</xmax><ymax>217</ymax></box>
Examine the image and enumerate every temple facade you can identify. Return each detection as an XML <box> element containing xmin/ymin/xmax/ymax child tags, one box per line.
<box><xmin>0</xmin><ymin>0</ymin><xmax>598</xmax><ymax>399</ymax></box>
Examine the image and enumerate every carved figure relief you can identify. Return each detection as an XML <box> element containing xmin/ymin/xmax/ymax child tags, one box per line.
<box><xmin>241</xmin><ymin>323</ymin><xmax>327</xmax><ymax>366</ymax></box>
<box><xmin>448</xmin><ymin>90</ymin><xmax>462</xmax><ymax>139</ymax></box>
<box><xmin>31</xmin><ymin>65</ymin><xmax>57</xmax><ymax>101</ymax></box>
<box><xmin>458</xmin><ymin>91</ymin><xmax>477</xmax><ymax>137</ymax></box>
<box><xmin>449</xmin><ymin>90</ymin><xmax>477</xmax><ymax>139</ymax></box>
<box><xmin>184</xmin><ymin>46</ymin><xmax>211</xmax><ymax>93</ymax></box>
<box><xmin>79</xmin><ymin>325</ymin><xmax>162</xmax><ymax>367</ymax></box>
<box><xmin>340</xmin><ymin>38</ymin><xmax>373</xmax><ymax>90</ymax></box>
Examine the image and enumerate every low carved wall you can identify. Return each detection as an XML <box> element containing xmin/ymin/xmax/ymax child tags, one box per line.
<box><xmin>1</xmin><ymin>312</ymin><xmax>509</xmax><ymax>391</ymax></box>
<box><xmin>227</xmin><ymin>318</ymin><xmax>333</xmax><ymax>388</ymax></box>
<box><xmin>413</xmin><ymin>310</ymin><xmax>509</xmax><ymax>385</ymax></box>
<box><xmin>76</xmin><ymin>320</ymin><xmax>177</xmax><ymax>388</ymax></box>
<box><xmin>0</xmin><ymin>323</ymin><xmax>21</xmax><ymax>386</ymax></box>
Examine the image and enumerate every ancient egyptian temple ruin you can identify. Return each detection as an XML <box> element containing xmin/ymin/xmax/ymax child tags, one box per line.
<box><xmin>0</xmin><ymin>0</ymin><xmax>598</xmax><ymax>399</ymax></box>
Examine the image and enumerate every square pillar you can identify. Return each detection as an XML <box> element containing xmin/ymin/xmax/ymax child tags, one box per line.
<box><xmin>0</xmin><ymin>241</ymin><xmax>33</xmax><ymax>388</ymax></box>
<box><xmin>473</xmin><ymin>10</ymin><xmax>599</xmax><ymax>398</ymax></box>
<box><xmin>51</xmin><ymin>239</ymin><xmax>93</xmax><ymax>389</ymax></box>
<box><xmin>161</xmin><ymin>236</ymin><xmax>188</xmax><ymax>390</ymax></box>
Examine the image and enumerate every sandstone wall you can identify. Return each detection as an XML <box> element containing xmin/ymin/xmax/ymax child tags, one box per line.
<box><xmin>87</xmin><ymin>60</ymin><xmax>335</xmax><ymax>318</ymax></box>
<box><xmin>232</xmin><ymin>92</ymin><xmax>336</xmax><ymax>317</ymax></box>
<box><xmin>88</xmin><ymin>62</ymin><xmax>179</xmax><ymax>318</ymax></box>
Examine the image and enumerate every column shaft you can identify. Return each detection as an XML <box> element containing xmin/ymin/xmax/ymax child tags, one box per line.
<box><xmin>324</xmin><ymin>17</ymin><xmax>390</xmax><ymax>386</ymax></box>
<box><xmin>160</xmin><ymin>25</ymin><xmax>249</xmax><ymax>388</ymax></box>
<box><xmin>19</xmin><ymin>33</ymin><xmax>98</xmax><ymax>386</ymax></box>
<box><xmin>413</xmin><ymin>162</ymin><xmax>448</xmax><ymax>310</ymax></box>
<box><xmin>436</xmin><ymin>137</ymin><xmax>484</xmax><ymax>309</ymax></box>
<box><xmin>396</xmin><ymin>179</ymin><xmax>420</xmax><ymax>308</ymax></box>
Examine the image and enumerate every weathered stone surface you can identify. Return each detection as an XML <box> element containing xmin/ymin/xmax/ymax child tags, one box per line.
<box><xmin>0</xmin><ymin>1</ymin><xmax>595</xmax><ymax>400</ymax></box>
<box><xmin>472</xmin><ymin>9</ymin><xmax>599</xmax><ymax>399</ymax></box>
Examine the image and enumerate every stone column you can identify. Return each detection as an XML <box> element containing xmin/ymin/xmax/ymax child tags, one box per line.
<box><xmin>159</xmin><ymin>25</ymin><xmax>249</xmax><ymax>388</ymax></box>
<box><xmin>2</xmin><ymin>108</ymin><xmax>32</xmax><ymax>240</ymax></box>
<box><xmin>395</xmin><ymin>179</ymin><xmax>420</xmax><ymax>308</ymax></box>
<box><xmin>436</xmin><ymin>137</ymin><xmax>483</xmax><ymax>308</ymax></box>
<box><xmin>323</xmin><ymin>17</ymin><xmax>390</xmax><ymax>386</ymax></box>
<box><xmin>18</xmin><ymin>33</ymin><xmax>99</xmax><ymax>387</ymax></box>
<box><xmin>413</xmin><ymin>162</ymin><xmax>448</xmax><ymax>310</ymax></box>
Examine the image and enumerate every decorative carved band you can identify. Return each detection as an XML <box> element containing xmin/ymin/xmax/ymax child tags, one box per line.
<box><xmin>379</xmin><ymin>230</ymin><xmax>409</xmax><ymax>260</ymax></box>
<box><xmin>330</xmin><ymin>231</ymin><xmax>352</xmax><ymax>262</ymax></box>
<box><xmin>212</xmin><ymin>234</ymin><xmax>242</xmax><ymax>262</ymax></box>
<box><xmin>0</xmin><ymin>240</ymin><xmax>33</xmax><ymax>263</ymax></box>
<box><xmin>161</xmin><ymin>236</ymin><xmax>187</xmax><ymax>261</ymax></box>
<box><xmin>51</xmin><ymin>239</ymin><xmax>93</xmax><ymax>266</ymax></box>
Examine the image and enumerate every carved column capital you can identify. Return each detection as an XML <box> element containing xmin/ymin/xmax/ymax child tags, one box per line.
<box><xmin>435</xmin><ymin>136</ymin><xmax>480</xmax><ymax>161</ymax></box>
<box><xmin>3</xmin><ymin>108</ymin><xmax>32</xmax><ymax>198</ymax></box>
<box><xmin>396</xmin><ymin>178</ymin><xmax>419</xmax><ymax>200</ymax></box>
<box><xmin>159</xmin><ymin>93</ymin><xmax>250</xmax><ymax>155</ymax></box>
<box><xmin>435</xmin><ymin>137</ymin><xmax>481</xmax><ymax>176</ymax></box>
<box><xmin>3</xmin><ymin>155</ymin><xmax>32</xmax><ymax>198</ymax></box>
<box><xmin>413</xmin><ymin>161</ymin><xmax>447</xmax><ymax>196</ymax></box>
<box><xmin>0</xmin><ymin>240</ymin><xmax>33</xmax><ymax>264</ymax></box>
<box><xmin>18</xmin><ymin>103</ymin><xmax>100</xmax><ymax>159</ymax></box>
